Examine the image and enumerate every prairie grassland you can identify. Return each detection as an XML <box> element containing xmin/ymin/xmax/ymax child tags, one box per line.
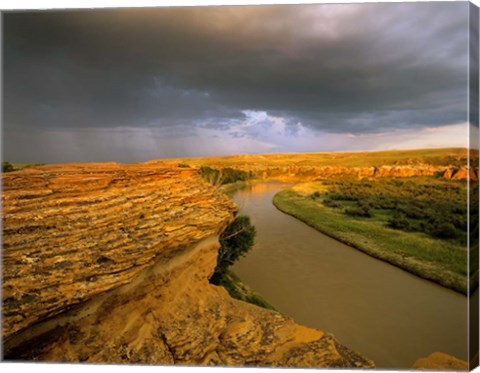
<box><xmin>152</xmin><ymin>147</ymin><xmax>472</xmax><ymax>169</ymax></box>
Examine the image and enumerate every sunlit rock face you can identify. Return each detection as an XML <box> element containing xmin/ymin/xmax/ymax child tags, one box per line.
<box><xmin>412</xmin><ymin>352</ymin><xmax>469</xmax><ymax>371</ymax></box>
<box><xmin>250</xmin><ymin>164</ymin><xmax>477</xmax><ymax>181</ymax></box>
<box><xmin>2</xmin><ymin>163</ymin><xmax>374</xmax><ymax>368</ymax></box>
<box><xmin>2</xmin><ymin>164</ymin><xmax>237</xmax><ymax>339</ymax></box>
<box><xmin>147</xmin><ymin>149</ymin><xmax>478</xmax><ymax>182</ymax></box>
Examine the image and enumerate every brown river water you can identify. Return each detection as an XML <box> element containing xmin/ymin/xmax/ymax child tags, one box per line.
<box><xmin>231</xmin><ymin>182</ymin><xmax>468</xmax><ymax>369</ymax></box>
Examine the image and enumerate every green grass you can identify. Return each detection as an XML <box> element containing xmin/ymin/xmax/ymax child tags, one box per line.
<box><xmin>273</xmin><ymin>182</ymin><xmax>470</xmax><ymax>294</ymax></box>
<box><xmin>320</xmin><ymin>178</ymin><xmax>469</xmax><ymax>244</ymax></box>
<box><xmin>215</xmin><ymin>270</ymin><xmax>278</xmax><ymax>312</ymax></box>
<box><xmin>10</xmin><ymin>163</ymin><xmax>46</xmax><ymax>171</ymax></box>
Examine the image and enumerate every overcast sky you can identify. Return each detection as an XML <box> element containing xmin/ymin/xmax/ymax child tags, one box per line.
<box><xmin>3</xmin><ymin>2</ymin><xmax>472</xmax><ymax>163</ymax></box>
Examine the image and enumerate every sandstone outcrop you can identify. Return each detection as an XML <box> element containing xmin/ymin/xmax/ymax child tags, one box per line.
<box><xmin>412</xmin><ymin>352</ymin><xmax>468</xmax><ymax>370</ymax></box>
<box><xmin>2</xmin><ymin>163</ymin><xmax>237</xmax><ymax>340</ymax></box>
<box><xmin>215</xmin><ymin>164</ymin><xmax>477</xmax><ymax>181</ymax></box>
<box><xmin>148</xmin><ymin>150</ymin><xmax>478</xmax><ymax>182</ymax></box>
<box><xmin>2</xmin><ymin>163</ymin><xmax>374</xmax><ymax>368</ymax></box>
<box><xmin>444</xmin><ymin>166</ymin><xmax>479</xmax><ymax>181</ymax></box>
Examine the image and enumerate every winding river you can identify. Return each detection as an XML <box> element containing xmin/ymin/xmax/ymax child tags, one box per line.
<box><xmin>231</xmin><ymin>182</ymin><xmax>468</xmax><ymax>369</ymax></box>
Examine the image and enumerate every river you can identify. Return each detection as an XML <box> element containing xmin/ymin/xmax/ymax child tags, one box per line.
<box><xmin>231</xmin><ymin>182</ymin><xmax>468</xmax><ymax>369</ymax></box>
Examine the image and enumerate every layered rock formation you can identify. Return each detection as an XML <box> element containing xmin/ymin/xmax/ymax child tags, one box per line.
<box><xmin>148</xmin><ymin>155</ymin><xmax>478</xmax><ymax>182</ymax></box>
<box><xmin>2</xmin><ymin>163</ymin><xmax>236</xmax><ymax>340</ymax></box>
<box><xmin>149</xmin><ymin>148</ymin><xmax>478</xmax><ymax>181</ymax></box>
<box><xmin>2</xmin><ymin>163</ymin><xmax>374</xmax><ymax>368</ymax></box>
<box><xmin>254</xmin><ymin>164</ymin><xmax>468</xmax><ymax>181</ymax></box>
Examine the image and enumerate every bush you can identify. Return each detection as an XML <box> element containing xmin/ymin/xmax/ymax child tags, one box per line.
<box><xmin>200</xmin><ymin>166</ymin><xmax>250</xmax><ymax>186</ymax></box>
<box><xmin>200</xmin><ymin>166</ymin><xmax>221</xmax><ymax>185</ymax></box>
<box><xmin>388</xmin><ymin>214</ymin><xmax>411</xmax><ymax>230</ymax></box>
<box><xmin>221</xmin><ymin>168</ymin><xmax>249</xmax><ymax>184</ymax></box>
<box><xmin>433</xmin><ymin>222</ymin><xmax>458</xmax><ymax>239</ymax></box>
<box><xmin>2</xmin><ymin>162</ymin><xmax>15</xmax><ymax>173</ymax></box>
<box><xmin>323</xmin><ymin>198</ymin><xmax>342</xmax><ymax>208</ymax></box>
<box><xmin>397</xmin><ymin>205</ymin><xmax>425</xmax><ymax>220</ymax></box>
<box><xmin>177</xmin><ymin>162</ymin><xmax>190</xmax><ymax>168</ymax></box>
<box><xmin>211</xmin><ymin>215</ymin><xmax>256</xmax><ymax>282</ymax></box>
<box><xmin>310</xmin><ymin>191</ymin><xmax>321</xmax><ymax>200</ymax></box>
<box><xmin>344</xmin><ymin>205</ymin><xmax>372</xmax><ymax>218</ymax></box>
<box><xmin>329</xmin><ymin>192</ymin><xmax>358</xmax><ymax>201</ymax></box>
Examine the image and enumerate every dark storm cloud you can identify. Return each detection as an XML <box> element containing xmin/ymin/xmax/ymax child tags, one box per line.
<box><xmin>3</xmin><ymin>2</ymin><xmax>469</xmax><ymax>159</ymax></box>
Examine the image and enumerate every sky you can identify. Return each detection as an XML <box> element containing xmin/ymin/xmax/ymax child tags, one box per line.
<box><xmin>2</xmin><ymin>1</ymin><xmax>473</xmax><ymax>163</ymax></box>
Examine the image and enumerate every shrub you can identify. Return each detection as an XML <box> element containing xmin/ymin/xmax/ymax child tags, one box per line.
<box><xmin>398</xmin><ymin>205</ymin><xmax>425</xmax><ymax>220</ymax></box>
<box><xmin>388</xmin><ymin>214</ymin><xmax>411</xmax><ymax>230</ymax></box>
<box><xmin>323</xmin><ymin>198</ymin><xmax>342</xmax><ymax>208</ymax></box>
<box><xmin>177</xmin><ymin>162</ymin><xmax>190</xmax><ymax>168</ymax></box>
<box><xmin>221</xmin><ymin>168</ymin><xmax>249</xmax><ymax>184</ymax></box>
<box><xmin>344</xmin><ymin>205</ymin><xmax>372</xmax><ymax>218</ymax></box>
<box><xmin>211</xmin><ymin>215</ymin><xmax>256</xmax><ymax>282</ymax></box>
<box><xmin>2</xmin><ymin>162</ymin><xmax>15</xmax><ymax>173</ymax></box>
<box><xmin>433</xmin><ymin>222</ymin><xmax>458</xmax><ymax>239</ymax></box>
<box><xmin>200</xmin><ymin>166</ymin><xmax>250</xmax><ymax>186</ymax></box>
<box><xmin>329</xmin><ymin>192</ymin><xmax>358</xmax><ymax>201</ymax></box>
<box><xmin>200</xmin><ymin>166</ymin><xmax>221</xmax><ymax>185</ymax></box>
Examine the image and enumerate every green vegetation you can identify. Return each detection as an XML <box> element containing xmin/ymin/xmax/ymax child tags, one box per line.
<box><xmin>214</xmin><ymin>270</ymin><xmax>277</xmax><ymax>312</ymax></box>
<box><xmin>197</xmin><ymin>165</ymin><xmax>253</xmax><ymax>196</ymax></box>
<box><xmin>2</xmin><ymin>162</ymin><xmax>15</xmax><ymax>172</ymax></box>
<box><xmin>2</xmin><ymin>162</ymin><xmax>46</xmax><ymax>172</ymax></box>
<box><xmin>212</xmin><ymin>215</ymin><xmax>256</xmax><ymax>280</ymax></box>
<box><xmin>199</xmin><ymin>166</ymin><xmax>252</xmax><ymax>186</ymax></box>
<box><xmin>209</xmin><ymin>215</ymin><xmax>276</xmax><ymax>311</ymax></box>
<box><xmin>177</xmin><ymin>162</ymin><xmax>191</xmax><ymax>168</ymax></box>
<box><xmin>196</xmin><ymin>164</ymin><xmax>276</xmax><ymax>309</ymax></box>
<box><xmin>273</xmin><ymin>178</ymin><xmax>473</xmax><ymax>294</ymax></box>
<box><xmin>322</xmin><ymin>178</ymin><xmax>469</xmax><ymax>245</ymax></box>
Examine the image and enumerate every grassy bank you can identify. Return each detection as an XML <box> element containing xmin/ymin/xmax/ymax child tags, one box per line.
<box><xmin>273</xmin><ymin>180</ymin><xmax>470</xmax><ymax>294</ymax></box>
<box><xmin>216</xmin><ymin>270</ymin><xmax>278</xmax><ymax>312</ymax></box>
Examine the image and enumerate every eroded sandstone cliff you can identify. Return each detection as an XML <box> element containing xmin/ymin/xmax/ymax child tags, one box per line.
<box><xmin>252</xmin><ymin>164</ymin><xmax>471</xmax><ymax>181</ymax></box>
<box><xmin>2</xmin><ymin>163</ymin><xmax>374</xmax><ymax>368</ymax></box>
<box><xmin>148</xmin><ymin>155</ymin><xmax>478</xmax><ymax>182</ymax></box>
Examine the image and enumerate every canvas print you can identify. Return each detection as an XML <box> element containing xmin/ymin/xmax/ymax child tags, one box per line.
<box><xmin>1</xmin><ymin>1</ymin><xmax>479</xmax><ymax>370</ymax></box>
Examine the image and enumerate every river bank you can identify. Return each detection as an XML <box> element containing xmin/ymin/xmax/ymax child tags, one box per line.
<box><xmin>213</xmin><ymin>270</ymin><xmax>278</xmax><ymax>312</ymax></box>
<box><xmin>272</xmin><ymin>181</ymin><xmax>468</xmax><ymax>294</ymax></box>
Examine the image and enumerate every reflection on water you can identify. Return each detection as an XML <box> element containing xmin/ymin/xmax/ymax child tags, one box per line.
<box><xmin>232</xmin><ymin>182</ymin><xmax>468</xmax><ymax>369</ymax></box>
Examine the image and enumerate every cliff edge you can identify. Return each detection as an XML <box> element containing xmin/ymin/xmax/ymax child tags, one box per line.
<box><xmin>2</xmin><ymin>163</ymin><xmax>374</xmax><ymax>368</ymax></box>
